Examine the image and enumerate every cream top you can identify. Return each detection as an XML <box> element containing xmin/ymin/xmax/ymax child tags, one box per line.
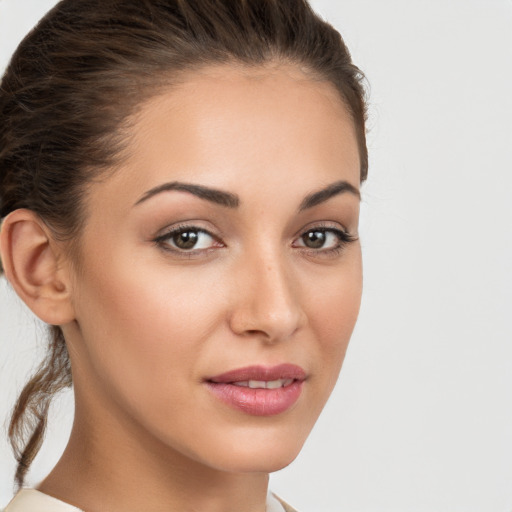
<box><xmin>3</xmin><ymin>488</ymin><xmax>297</xmax><ymax>512</ymax></box>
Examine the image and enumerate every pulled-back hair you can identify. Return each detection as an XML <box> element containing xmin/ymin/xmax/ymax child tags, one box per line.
<box><xmin>0</xmin><ymin>0</ymin><xmax>368</xmax><ymax>489</ymax></box>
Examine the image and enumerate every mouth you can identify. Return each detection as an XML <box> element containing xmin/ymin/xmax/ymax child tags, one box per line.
<box><xmin>231</xmin><ymin>378</ymin><xmax>295</xmax><ymax>389</ymax></box>
<box><xmin>205</xmin><ymin>364</ymin><xmax>306</xmax><ymax>416</ymax></box>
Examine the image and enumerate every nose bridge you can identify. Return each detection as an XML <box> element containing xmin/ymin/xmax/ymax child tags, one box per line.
<box><xmin>229</xmin><ymin>243</ymin><xmax>305</xmax><ymax>341</ymax></box>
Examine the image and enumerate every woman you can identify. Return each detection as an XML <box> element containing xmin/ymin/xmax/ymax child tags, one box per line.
<box><xmin>0</xmin><ymin>0</ymin><xmax>367</xmax><ymax>510</ymax></box>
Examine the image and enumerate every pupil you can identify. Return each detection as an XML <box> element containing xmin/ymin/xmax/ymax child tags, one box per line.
<box><xmin>174</xmin><ymin>230</ymin><xmax>198</xmax><ymax>249</ymax></box>
<box><xmin>304</xmin><ymin>230</ymin><xmax>325</xmax><ymax>249</ymax></box>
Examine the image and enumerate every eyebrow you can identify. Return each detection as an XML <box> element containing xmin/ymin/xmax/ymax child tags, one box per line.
<box><xmin>134</xmin><ymin>179</ymin><xmax>359</xmax><ymax>210</ymax></box>
<box><xmin>134</xmin><ymin>181</ymin><xmax>240</xmax><ymax>208</ymax></box>
<box><xmin>298</xmin><ymin>180</ymin><xmax>360</xmax><ymax>211</ymax></box>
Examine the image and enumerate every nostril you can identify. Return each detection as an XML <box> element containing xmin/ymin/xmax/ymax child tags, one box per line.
<box><xmin>246</xmin><ymin>329</ymin><xmax>264</xmax><ymax>336</ymax></box>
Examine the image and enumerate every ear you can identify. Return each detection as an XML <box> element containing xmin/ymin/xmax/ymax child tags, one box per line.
<box><xmin>0</xmin><ymin>209</ymin><xmax>75</xmax><ymax>325</ymax></box>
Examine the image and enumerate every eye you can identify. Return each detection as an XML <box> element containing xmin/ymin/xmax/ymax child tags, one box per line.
<box><xmin>154</xmin><ymin>226</ymin><xmax>220</xmax><ymax>252</ymax></box>
<box><xmin>293</xmin><ymin>227</ymin><xmax>357</xmax><ymax>253</ymax></box>
<box><xmin>300</xmin><ymin>229</ymin><xmax>337</xmax><ymax>249</ymax></box>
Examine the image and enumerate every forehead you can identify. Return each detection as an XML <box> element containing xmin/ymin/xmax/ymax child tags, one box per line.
<box><xmin>88</xmin><ymin>64</ymin><xmax>360</xmax><ymax>213</ymax></box>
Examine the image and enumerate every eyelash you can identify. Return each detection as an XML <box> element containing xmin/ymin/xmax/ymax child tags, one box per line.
<box><xmin>153</xmin><ymin>223</ymin><xmax>358</xmax><ymax>258</ymax></box>
<box><xmin>153</xmin><ymin>224</ymin><xmax>222</xmax><ymax>257</ymax></box>
<box><xmin>292</xmin><ymin>225</ymin><xmax>358</xmax><ymax>257</ymax></box>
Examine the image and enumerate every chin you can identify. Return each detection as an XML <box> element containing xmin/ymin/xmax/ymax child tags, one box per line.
<box><xmin>192</xmin><ymin>427</ymin><xmax>310</xmax><ymax>474</ymax></box>
<box><xmin>211</xmin><ymin>448</ymin><xmax>302</xmax><ymax>474</ymax></box>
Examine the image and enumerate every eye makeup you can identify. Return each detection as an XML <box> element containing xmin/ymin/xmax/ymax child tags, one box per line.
<box><xmin>153</xmin><ymin>223</ymin><xmax>224</xmax><ymax>257</ymax></box>
<box><xmin>293</xmin><ymin>226</ymin><xmax>358</xmax><ymax>257</ymax></box>
<box><xmin>152</xmin><ymin>220</ymin><xmax>358</xmax><ymax>260</ymax></box>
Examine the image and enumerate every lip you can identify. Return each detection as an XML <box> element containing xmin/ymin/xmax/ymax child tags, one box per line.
<box><xmin>205</xmin><ymin>364</ymin><xmax>306</xmax><ymax>416</ymax></box>
<box><xmin>208</xmin><ymin>364</ymin><xmax>306</xmax><ymax>383</ymax></box>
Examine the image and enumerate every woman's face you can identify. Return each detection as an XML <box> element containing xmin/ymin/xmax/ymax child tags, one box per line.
<box><xmin>64</xmin><ymin>64</ymin><xmax>362</xmax><ymax>473</ymax></box>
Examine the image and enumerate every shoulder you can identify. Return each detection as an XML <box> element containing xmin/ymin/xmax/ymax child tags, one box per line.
<box><xmin>5</xmin><ymin>488</ymin><xmax>297</xmax><ymax>512</ymax></box>
<box><xmin>270</xmin><ymin>492</ymin><xmax>299</xmax><ymax>512</ymax></box>
<box><xmin>3</xmin><ymin>489</ymin><xmax>83</xmax><ymax>512</ymax></box>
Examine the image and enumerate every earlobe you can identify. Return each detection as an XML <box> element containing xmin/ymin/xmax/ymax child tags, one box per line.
<box><xmin>0</xmin><ymin>209</ymin><xmax>75</xmax><ymax>325</ymax></box>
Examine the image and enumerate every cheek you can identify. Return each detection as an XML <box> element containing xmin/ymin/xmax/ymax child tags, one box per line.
<box><xmin>77</xmin><ymin>244</ymin><xmax>223</xmax><ymax>341</ymax></box>
<box><xmin>306</xmin><ymin>253</ymin><xmax>362</xmax><ymax>383</ymax></box>
<box><xmin>71</xmin><ymin>249</ymin><xmax>225</xmax><ymax>411</ymax></box>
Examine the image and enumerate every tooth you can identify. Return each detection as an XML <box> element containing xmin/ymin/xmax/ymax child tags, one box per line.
<box><xmin>248</xmin><ymin>380</ymin><xmax>266</xmax><ymax>389</ymax></box>
<box><xmin>266</xmin><ymin>379</ymin><xmax>284</xmax><ymax>389</ymax></box>
<box><xmin>233</xmin><ymin>381</ymin><xmax>249</xmax><ymax>387</ymax></box>
<box><xmin>283</xmin><ymin>379</ymin><xmax>294</xmax><ymax>387</ymax></box>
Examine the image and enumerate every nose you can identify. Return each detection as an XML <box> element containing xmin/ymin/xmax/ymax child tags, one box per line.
<box><xmin>228</xmin><ymin>250</ymin><xmax>307</xmax><ymax>342</ymax></box>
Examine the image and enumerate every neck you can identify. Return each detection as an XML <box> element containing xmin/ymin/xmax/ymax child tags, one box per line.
<box><xmin>38</xmin><ymin>388</ymin><xmax>269</xmax><ymax>512</ymax></box>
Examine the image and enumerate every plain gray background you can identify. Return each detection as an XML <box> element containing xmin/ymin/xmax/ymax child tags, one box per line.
<box><xmin>1</xmin><ymin>1</ymin><xmax>511</xmax><ymax>511</ymax></box>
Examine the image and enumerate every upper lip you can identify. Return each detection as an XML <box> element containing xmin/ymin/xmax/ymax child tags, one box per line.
<box><xmin>207</xmin><ymin>364</ymin><xmax>307</xmax><ymax>383</ymax></box>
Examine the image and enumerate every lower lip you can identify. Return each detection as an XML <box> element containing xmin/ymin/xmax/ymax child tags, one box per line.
<box><xmin>206</xmin><ymin>381</ymin><xmax>304</xmax><ymax>416</ymax></box>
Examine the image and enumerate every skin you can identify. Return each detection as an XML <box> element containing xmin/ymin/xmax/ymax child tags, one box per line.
<box><xmin>3</xmin><ymin>64</ymin><xmax>362</xmax><ymax>512</ymax></box>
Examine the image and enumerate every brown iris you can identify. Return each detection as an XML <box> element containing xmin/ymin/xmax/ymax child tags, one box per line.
<box><xmin>173</xmin><ymin>230</ymin><xmax>199</xmax><ymax>249</ymax></box>
<box><xmin>302</xmin><ymin>230</ymin><xmax>326</xmax><ymax>249</ymax></box>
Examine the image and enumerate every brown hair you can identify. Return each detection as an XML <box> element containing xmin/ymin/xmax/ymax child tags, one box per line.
<box><xmin>0</xmin><ymin>0</ymin><xmax>368</xmax><ymax>489</ymax></box>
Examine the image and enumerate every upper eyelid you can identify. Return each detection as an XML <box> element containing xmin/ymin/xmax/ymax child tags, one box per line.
<box><xmin>153</xmin><ymin>226</ymin><xmax>222</xmax><ymax>255</ymax></box>
<box><xmin>293</xmin><ymin>221</ymin><xmax>352</xmax><ymax>238</ymax></box>
<box><xmin>293</xmin><ymin>227</ymin><xmax>354</xmax><ymax>245</ymax></box>
<box><xmin>155</xmin><ymin>223</ymin><xmax>220</xmax><ymax>240</ymax></box>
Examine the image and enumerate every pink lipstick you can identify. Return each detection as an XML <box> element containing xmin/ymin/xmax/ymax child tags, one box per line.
<box><xmin>205</xmin><ymin>364</ymin><xmax>306</xmax><ymax>416</ymax></box>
